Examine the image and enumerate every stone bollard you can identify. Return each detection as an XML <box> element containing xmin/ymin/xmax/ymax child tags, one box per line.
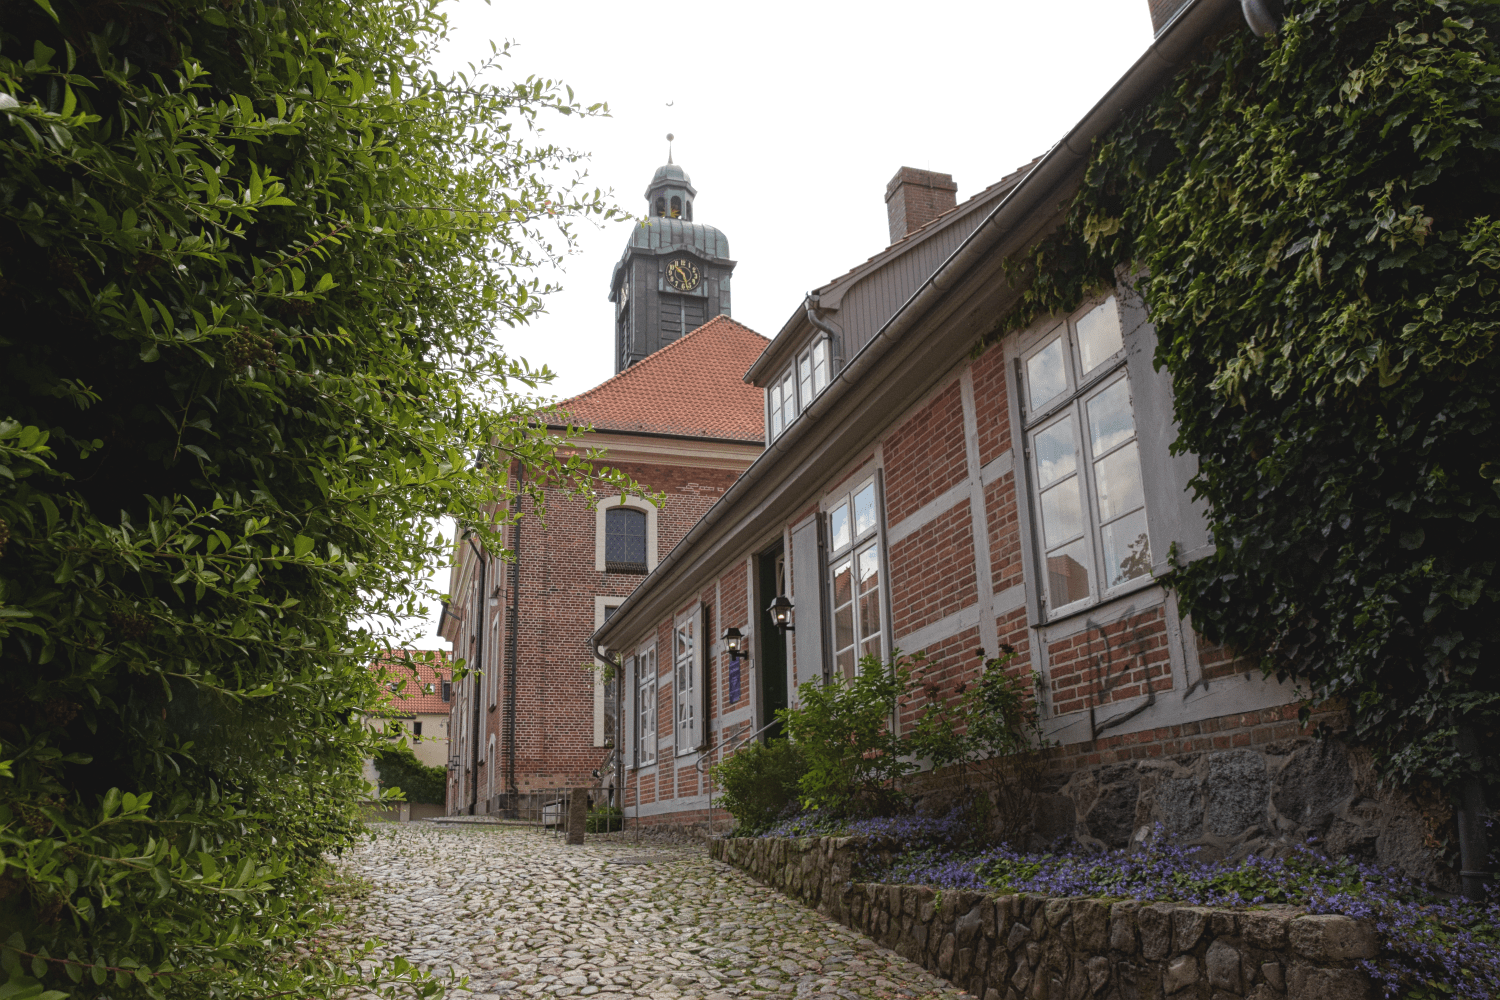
<box><xmin>567</xmin><ymin>788</ymin><xmax>588</xmax><ymax>845</ymax></box>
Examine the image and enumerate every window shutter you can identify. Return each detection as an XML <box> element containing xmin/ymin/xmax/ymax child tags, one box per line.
<box><xmin>627</xmin><ymin>654</ymin><xmax>638</xmax><ymax>769</ymax></box>
<box><xmin>1120</xmin><ymin>291</ymin><xmax>1212</xmax><ymax>575</ymax></box>
<box><xmin>790</xmin><ymin>513</ymin><xmax>826</xmax><ymax>692</ymax></box>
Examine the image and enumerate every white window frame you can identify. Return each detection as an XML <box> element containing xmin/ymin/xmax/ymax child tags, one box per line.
<box><xmin>768</xmin><ymin>337</ymin><xmax>834</xmax><ymax>442</ymax></box>
<box><xmin>1019</xmin><ymin>295</ymin><xmax>1152</xmax><ymax>621</ymax></box>
<box><xmin>595</xmin><ymin>495</ymin><xmax>658</xmax><ymax>573</ymax></box>
<box><xmin>797</xmin><ymin>336</ymin><xmax>831</xmax><ymax>411</ymax></box>
<box><xmin>635</xmin><ymin>642</ymin><xmax>657</xmax><ymax>766</ymax></box>
<box><xmin>673</xmin><ymin>609</ymin><xmax>700</xmax><ymax>756</ymax></box>
<box><xmin>824</xmin><ymin>474</ymin><xmax>886</xmax><ymax>680</ymax></box>
<box><xmin>594</xmin><ymin>597</ymin><xmax>622</xmax><ymax>748</ymax></box>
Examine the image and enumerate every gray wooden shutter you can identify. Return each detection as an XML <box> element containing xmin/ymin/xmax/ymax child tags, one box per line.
<box><xmin>1118</xmin><ymin>282</ymin><xmax>1213</xmax><ymax>576</ymax></box>
<box><xmin>790</xmin><ymin>513</ymin><xmax>826</xmax><ymax>692</ymax></box>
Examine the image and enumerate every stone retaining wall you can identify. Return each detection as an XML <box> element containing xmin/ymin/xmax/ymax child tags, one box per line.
<box><xmin>710</xmin><ymin>836</ymin><xmax>1378</xmax><ymax>1000</ymax></box>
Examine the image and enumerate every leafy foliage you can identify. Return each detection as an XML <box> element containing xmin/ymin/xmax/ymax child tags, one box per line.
<box><xmin>709</xmin><ymin>737</ymin><xmax>806</xmax><ymax>835</ymax></box>
<box><xmin>780</xmin><ymin>653</ymin><xmax>919</xmax><ymax>817</ymax></box>
<box><xmin>584</xmin><ymin>805</ymin><xmax>622</xmax><ymax>834</ymax></box>
<box><xmin>980</xmin><ymin>0</ymin><xmax>1500</xmax><ymax>788</ymax></box>
<box><xmin>372</xmin><ymin>746</ymin><xmax>446</xmax><ymax>806</ymax></box>
<box><xmin>0</xmin><ymin>0</ymin><xmax>634</xmax><ymax>996</ymax></box>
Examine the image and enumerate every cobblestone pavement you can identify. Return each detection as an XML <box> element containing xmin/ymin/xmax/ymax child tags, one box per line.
<box><xmin>335</xmin><ymin>824</ymin><xmax>970</xmax><ymax>1000</ymax></box>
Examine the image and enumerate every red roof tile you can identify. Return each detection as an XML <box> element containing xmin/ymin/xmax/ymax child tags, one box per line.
<box><xmin>553</xmin><ymin>315</ymin><xmax>769</xmax><ymax>442</ymax></box>
<box><xmin>371</xmin><ymin>651</ymin><xmax>454</xmax><ymax>715</ymax></box>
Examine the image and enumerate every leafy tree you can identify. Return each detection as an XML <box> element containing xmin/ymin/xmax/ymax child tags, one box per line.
<box><xmin>372</xmin><ymin>746</ymin><xmax>446</xmax><ymax>806</ymax></box>
<box><xmin>0</xmin><ymin>0</ymin><xmax>633</xmax><ymax>996</ymax></box>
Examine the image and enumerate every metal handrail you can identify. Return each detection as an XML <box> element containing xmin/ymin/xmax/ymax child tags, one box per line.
<box><xmin>696</xmin><ymin>718</ymin><xmax>780</xmax><ymax>772</ymax></box>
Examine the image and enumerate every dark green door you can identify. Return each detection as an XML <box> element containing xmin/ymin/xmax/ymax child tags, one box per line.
<box><xmin>757</xmin><ymin>542</ymin><xmax>787</xmax><ymax>741</ymax></box>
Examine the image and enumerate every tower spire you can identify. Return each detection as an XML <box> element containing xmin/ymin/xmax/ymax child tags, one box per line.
<box><xmin>667</xmin><ymin>133</ymin><xmax>674</xmax><ymax>164</ymax></box>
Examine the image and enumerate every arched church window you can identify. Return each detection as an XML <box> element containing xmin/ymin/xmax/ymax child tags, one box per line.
<box><xmin>669</xmin><ymin>196</ymin><xmax>682</xmax><ymax>218</ymax></box>
<box><xmin>605</xmin><ymin>507</ymin><xmax>648</xmax><ymax>573</ymax></box>
<box><xmin>654</xmin><ymin>197</ymin><xmax>666</xmax><ymax>217</ymax></box>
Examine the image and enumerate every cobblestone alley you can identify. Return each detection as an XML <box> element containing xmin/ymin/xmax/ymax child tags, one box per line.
<box><xmin>335</xmin><ymin>824</ymin><xmax>970</xmax><ymax>1000</ymax></box>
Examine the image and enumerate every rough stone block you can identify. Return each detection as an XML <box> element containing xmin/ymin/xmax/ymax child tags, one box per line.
<box><xmin>989</xmin><ymin>944</ymin><xmax>1011</xmax><ymax>984</ymax></box>
<box><xmin>1210</xmin><ymin>910</ymin><xmax>1237</xmax><ymax>938</ymax></box>
<box><xmin>1243</xmin><ymin>911</ymin><xmax>1290</xmax><ymax>950</ymax></box>
<box><xmin>1173</xmin><ymin>907</ymin><xmax>1210</xmax><ymax>953</ymax></box>
<box><xmin>1260</xmin><ymin>962</ymin><xmax>1285</xmax><ymax>992</ymax></box>
<box><xmin>1011</xmin><ymin>954</ymin><xmax>1032</xmax><ymax>994</ymax></box>
<box><xmin>1164</xmin><ymin>955</ymin><xmax>1199</xmax><ymax>995</ymax></box>
<box><xmin>956</xmin><ymin>946</ymin><xmax>975</xmax><ymax>984</ymax></box>
<box><xmin>904</xmin><ymin>885</ymin><xmax>920</xmax><ymax>919</ymax></box>
<box><xmin>1086</xmin><ymin>956</ymin><xmax>1111</xmax><ymax>995</ymax></box>
<box><xmin>1007</xmin><ymin>920</ymin><xmax>1032</xmax><ymax>951</ymax></box>
<box><xmin>1110</xmin><ymin>901</ymin><xmax>1140</xmax><ymax>954</ymax></box>
<box><xmin>1286</xmin><ymin>964</ymin><xmax>1374</xmax><ymax>1000</ymax></box>
<box><xmin>1139</xmin><ymin>903</ymin><xmax>1174</xmax><ymax>960</ymax></box>
<box><xmin>1074</xmin><ymin>900</ymin><xmax>1110</xmax><ymax>952</ymax></box>
<box><xmin>1206</xmin><ymin>939</ymin><xmax>1241</xmax><ymax>992</ymax></box>
<box><xmin>995</xmin><ymin>894</ymin><xmax>1016</xmax><ymax>941</ymax></box>
<box><xmin>958</xmin><ymin>905</ymin><xmax>986</xmax><ymax>946</ymax></box>
<box><xmin>939</xmin><ymin>933</ymin><xmax>957</xmax><ymax>975</ymax></box>
<box><xmin>1289</xmin><ymin>915</ymin><xmax>1378</xmax><ymax>962</ymax></box>
<box><xmin>982</xmin><ymin>898</ymin><xmax>998</xmax><ymax>940</ymax></box>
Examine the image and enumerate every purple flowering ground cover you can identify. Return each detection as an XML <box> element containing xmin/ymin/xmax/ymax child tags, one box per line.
<box><xmin>756</xmin><ymin>812</ymin><xmax>1499</xmax><ymax>1000</ymax></box>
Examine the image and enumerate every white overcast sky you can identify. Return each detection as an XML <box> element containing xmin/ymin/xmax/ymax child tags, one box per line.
<box><xmin>400</xmin><ymin>0</ymin><xmax>1158</xmax><ymax>649</ymax></box>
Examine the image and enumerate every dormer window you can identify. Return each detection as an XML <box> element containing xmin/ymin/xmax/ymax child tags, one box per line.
<box><xmin>767</xmin><ymin>335</ymin><xmax>833</xmax><ymax>441</ymax></box>
<box><xmin>798</xmin><ymin>338</ymin><xmax>831</xmax><ymax>407</ymax></box>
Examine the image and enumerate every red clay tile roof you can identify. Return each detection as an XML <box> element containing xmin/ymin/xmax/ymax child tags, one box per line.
<box><xmin>552</xmin><ymin>315</ymin><xmax>769</xmax><ymax>442</ymax></box>
<box><xmin>371</xmin><ymin>651</ymin><xmax>453</xmax><ymax>715</ymax></box>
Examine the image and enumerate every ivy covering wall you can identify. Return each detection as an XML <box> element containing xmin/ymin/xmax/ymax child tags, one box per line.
<box><xmin>987</xmin><ymin>0</ymin><xmax>1500</xmax><ymax>791</ymax></box>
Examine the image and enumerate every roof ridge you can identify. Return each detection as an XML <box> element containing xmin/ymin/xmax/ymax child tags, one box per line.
<box><xmin>557</xmin><ymin>314</ymin><xmax>767</xmax><ymax>412</ymax></box>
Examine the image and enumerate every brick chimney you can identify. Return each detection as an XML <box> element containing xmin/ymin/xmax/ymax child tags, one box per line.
<box><xmin>884</xmin><ymin>167</ymin><xmax>958</xmax><ymax>244</ymax></box>
<box><xmin>1147</xmin><ymin>0</ymin><xmax>1192</xmax><ymax>33</ymax></box>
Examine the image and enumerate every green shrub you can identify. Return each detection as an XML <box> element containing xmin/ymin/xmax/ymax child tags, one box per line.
<box><xmin>372</xmin><ymin>745</ymin><xmax>447</xmax><ymax>805</ymax></box>
<box><xmin>781</xmin><ymin>652</ymin><xmax>918</xmax><ymax>817</ymax></box>
<box><xmin>0</xmin><ymin>0</ymin><xmax>636</xmax><ymax>996</ymax></box>
<box><xmin>710</xmin><ymin>737</ymin><xmax>807</xmax><ymax>834</ymax></box>
<box><xmin>586</xmin><ymin>805</ymin><xmax>623</xmax><ymax>833</ymax></box>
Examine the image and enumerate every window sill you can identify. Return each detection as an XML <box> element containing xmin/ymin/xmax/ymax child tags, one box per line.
<box><xmin>1033</xmin><ymin>574</ymin><xmax>1163</xmax><ymax>629</ymax></box>
<box><xmin>605</xmin><ymin>563</ymin><xmax>649</xmax><ymax>575</ymax></box>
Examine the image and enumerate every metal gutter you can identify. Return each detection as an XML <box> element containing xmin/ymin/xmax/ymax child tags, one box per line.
<box><xmin>592</xmin><ymin>0</ymin><xmax>1241</xmax><ymax>655</ymax></box>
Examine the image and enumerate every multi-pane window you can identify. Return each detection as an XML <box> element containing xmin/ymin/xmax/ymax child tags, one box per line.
<box><xmin>828</xmin><ymin>478</ymin><xmax>884</xmax><ymax>680</ymax></box>
<box><xmin>1022</xmin><ymin>296</ymin><xmax>1151</xmax><ymax>617</ymax></box>
<box><xmin>674</xmin><ymin>617</ymin><xmax>697</xmax><ymax>754</ymax></box>
<box><xmin>769</xmin><ymin>336</ymin><xmax>834</xmax><ymax>441</ymax></box>
<box><xmin>635</xmin><ymin>645</ymin><xmax>657</xmax><ymax>765</ymax></box>
<box><xmin>769</xmin><ymin>368</ymin><xmax>797</xmax><ymax>440</ymax></box>
<box><xmin>798</xmin><ymin>337</ymin><xmax>831</xmax><ymax>410</ymax></box>
<box><xmin>605</xmin><ymin>506</ymin><xmax>648</xmax><ymax>573</ymax></box>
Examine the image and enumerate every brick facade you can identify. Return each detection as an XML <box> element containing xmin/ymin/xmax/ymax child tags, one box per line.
<box><xmin>608</xmin><ymin>295</ymin><xmax>1315</xmax><ymax>846</ymax></box>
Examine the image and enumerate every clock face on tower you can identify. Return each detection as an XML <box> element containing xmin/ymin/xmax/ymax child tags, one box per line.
<box><xmin>665</xmin><ymin>257</ymin><xmax>701</xmax><ymax>292</ymax></box>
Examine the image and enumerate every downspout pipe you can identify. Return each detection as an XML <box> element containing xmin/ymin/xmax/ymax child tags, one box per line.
<box><xmin>591</xmin><ymin>0</ymin><xmax>1242</xmax><ymax>655</ymax></box>
<box><xmin>504</xmin><ymin>465</ymin><xmax>524</xmax><ymax>805</ymax></box>
<box><xmin>465</xmin><ymin>534</ymin><xmax>486</xmax><ymax>815</ymax></box>
<box><xmin>1455</xmin><ymin>719</ymin><xmax>1493</xmax><ymax>901</ymax></box>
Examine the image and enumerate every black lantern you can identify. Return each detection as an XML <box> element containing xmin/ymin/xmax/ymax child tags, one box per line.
<box><xmin>766</xmin><ymin>594</ymin><xmax>794</xmax><ymax>634</ymax></box>
<box><xmin>721</xmin><ymin>626</ymin><xmax>747</xmax><ymax>657</ymax></box>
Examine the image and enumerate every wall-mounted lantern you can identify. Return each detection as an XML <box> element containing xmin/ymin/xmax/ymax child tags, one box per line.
<box><xmin>766</xmin><ymin>595</ymin><xmax>794</xmax><ymax>634</ymax></box>
<box><xmin>721</xmin><ymin>626</ymin><xmax>747</xmax><ymax>658</ymax></box>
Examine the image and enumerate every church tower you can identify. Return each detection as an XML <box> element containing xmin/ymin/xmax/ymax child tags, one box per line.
<box><xmin>608</xmin><ymin>148</ymin><xmax>736</xmax><ymax>372</ymax></box>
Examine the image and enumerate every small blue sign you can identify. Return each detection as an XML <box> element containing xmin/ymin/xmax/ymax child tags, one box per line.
<box><xmin>728</xmin><ymin>656</ymin><xmax>742</xmax><ymax>705</ymax></box>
